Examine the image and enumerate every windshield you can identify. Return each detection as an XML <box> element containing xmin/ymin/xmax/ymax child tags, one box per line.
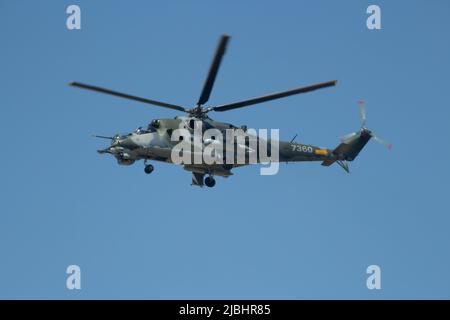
<box><xmin>134</xmin><ymin>126</ymin><xmax>156</xmax><ymax>135</ymax></box>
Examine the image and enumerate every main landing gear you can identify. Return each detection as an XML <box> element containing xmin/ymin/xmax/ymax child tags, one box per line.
<box><xmin>144</xmin><ymin>164</ymin><xmax>154</xmax><ymax>174</ymax></box>
<box><xmin>204</xmin><ymin>176</ymin><xmax>216</xmax><ymax>188</ymax></box>
<box><xmin>144</xmin><ymin>160</ymin><xmax>154</xmax><ymax>174</ymax></box>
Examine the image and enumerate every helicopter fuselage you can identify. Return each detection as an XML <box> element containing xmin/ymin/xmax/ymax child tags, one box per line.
<box><xmin>99</xmin><ymin>116</ymin><xmax>336</xmax><ymax>169</ymax></box>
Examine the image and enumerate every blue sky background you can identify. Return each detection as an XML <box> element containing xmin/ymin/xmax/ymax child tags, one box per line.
<box><xmin>1</xmin><ymin>0</ymin><xmax>449</xmax><ymax>299</ymax></box>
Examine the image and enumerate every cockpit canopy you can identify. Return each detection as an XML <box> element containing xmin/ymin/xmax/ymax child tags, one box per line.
<box><xmin>129</xmin><ymin>119</ymin><xmax>160</xmax><ymax>135</ymax></box>
<box><xmin>134</xmin><ymin>125</ymin><xmax>156</xmax><ymax>135</ymax></box>
<box><xmin>149</xmin><ymin>119</ymin><xmax>160</xmax><ymax>129</ymax></box>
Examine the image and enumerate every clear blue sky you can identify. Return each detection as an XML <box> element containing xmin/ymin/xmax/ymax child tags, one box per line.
<box><xmin>1</xmin><ymin>0</ymin><xmax>449</xmax><ymax>299</ymax></box>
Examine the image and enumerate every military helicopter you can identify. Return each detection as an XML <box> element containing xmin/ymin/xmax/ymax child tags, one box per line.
<box><xmin>70</xmin><ymin>34</ymin><xmax>390</xmax><ymax>187</ymax></box>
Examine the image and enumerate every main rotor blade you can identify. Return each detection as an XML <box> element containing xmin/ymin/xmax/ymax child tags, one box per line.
<box><xmin>212</xmin><ymin>80</ymin><xmax>337</xmax><ymax>112</ymax></box>
<box><xmin>197</xmin><ymin>34</ymin><xmax>230</xmax><ymax>106</ymax></box>
<box><xmin>69</xmin><ymin>82</ymin><xmax>187</xmax><ymax>112</ymax></box>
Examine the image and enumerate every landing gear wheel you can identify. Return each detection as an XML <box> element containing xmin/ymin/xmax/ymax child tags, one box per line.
<box><xmin>204</xmin><ymin>176</ymin><xmax>216</xmax><ymax>188</ymax></box>
<box><xmin>144</xmin><ymin>164</ymin><xmax>154</xmax><ymax>174</ymax></box>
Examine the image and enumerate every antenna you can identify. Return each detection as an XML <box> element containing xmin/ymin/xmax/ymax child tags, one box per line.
<box><xmin>290</xmin><ymin>133</ymin><xmax>298</xmax><ymax>143</ymax></box>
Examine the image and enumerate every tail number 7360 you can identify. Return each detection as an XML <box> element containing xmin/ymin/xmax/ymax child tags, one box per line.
<box><xmin>291</xmin><ymin>144</ymin><xmax>313</xmax><ymax>153</ymax></box>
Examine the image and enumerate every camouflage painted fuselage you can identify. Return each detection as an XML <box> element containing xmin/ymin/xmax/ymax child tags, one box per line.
<box><xmin>98</xmin><ymin>116</ymin><xmax>371</xmax><ymax>184</ymax></box>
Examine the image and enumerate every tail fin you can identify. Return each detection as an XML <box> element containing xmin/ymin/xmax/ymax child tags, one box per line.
<box><xmin>321</xmin><ymin>136</ymin><xmax>370</xmax><ymax>173</ymax></box>
<box><xmin>321</xmin><ymin>143</ymin><xmax>349</xmax><ymax>167</ymax></box>
<box><xmin>321</xmin><ymin>142</ymin><xmax>353</xmax><ymax>172</ymax></box>
<box><xmin>322</xmin><ymin>101</ymin><xmax>391</xmax><ymax>172</ymax></box>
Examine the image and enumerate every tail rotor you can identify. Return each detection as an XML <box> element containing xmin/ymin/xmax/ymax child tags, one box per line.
<box><xmin>358</xmin><ymin>100</ymin><xmax>366</xmax><ymax>127</ymax></box>
<box><xmin>341</xmin><ymin>100</ymin><xmax>392</xmax><ymax>150</ymax></box>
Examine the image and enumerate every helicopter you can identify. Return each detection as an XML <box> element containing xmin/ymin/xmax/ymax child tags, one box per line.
<box><xmin>69</xmin><ymin>34</ymin><xmax>391</xmax><ymax>187</ymax></box>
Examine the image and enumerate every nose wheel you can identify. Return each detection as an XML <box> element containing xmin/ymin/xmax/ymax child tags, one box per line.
<box><xmin>204</xmin><ymin>176</ymin><xmax>216</xmax><ymax>188</ymax></box>
<box><xmin>144</xmin><ymin>164</ymin><xmax>154</xmax><ymax>174</ymax></box>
